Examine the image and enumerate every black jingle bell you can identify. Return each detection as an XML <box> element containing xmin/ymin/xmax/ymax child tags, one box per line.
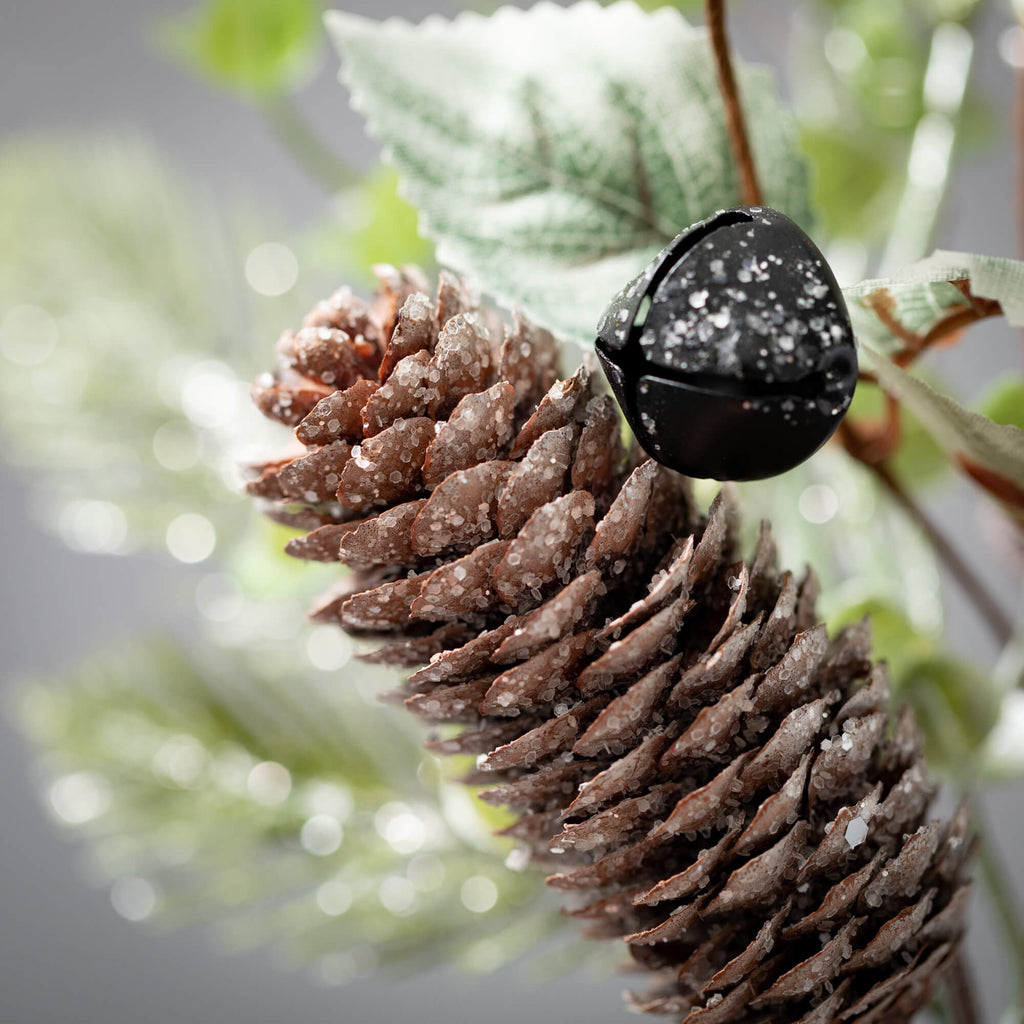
<box><xmin>595</xmin><ymin>206</ymin><xmax>857</xmax><ymax>481</ymax></box>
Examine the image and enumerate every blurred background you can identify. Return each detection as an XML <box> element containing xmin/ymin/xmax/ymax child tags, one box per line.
<box><xmin>1</xmin><ymin>1</ymin><xmax>1022</xmax><ymax>1022</ymax></box>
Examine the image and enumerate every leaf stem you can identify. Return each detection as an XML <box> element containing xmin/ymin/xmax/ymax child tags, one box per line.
<box><xmin>258</xmin><ymin>94</ymin><xmax>358</xmax><ymax>194</ymax></box>
<box><xmin>870</xmin><ymin>460</ymin><xmax>1014</xmax><ymax>649</ymax></box>
<box><xmin>705</xmin><ymin>0</ymin><xmax>762</xmax><ymax>207</ymax></box>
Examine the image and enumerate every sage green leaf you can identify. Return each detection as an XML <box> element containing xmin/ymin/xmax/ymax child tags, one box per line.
<box><xmin>844</xmin><ymin>250</ymin><xmax>1024</xmax><ymax>356</ymax></box>
<box><xmin>159</xmin><ymin>0</ymin><xmax>322</xmax><ymax>97</ymax></box>
<box><xmin>859</xmin><ymin>342</ymin><xmax>1024</xmax><ymax>495</ymax></box>
<box><xmin>326</xmin><ymin>0</ymin><xmax>813</xmax><ymax>345</ymax></box>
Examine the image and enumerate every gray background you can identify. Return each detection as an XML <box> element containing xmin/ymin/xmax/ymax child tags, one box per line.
<box><xmin>1</xmin><ymin>1</ymin><xmax>1021</xmax><ymax>1022</ymax></box>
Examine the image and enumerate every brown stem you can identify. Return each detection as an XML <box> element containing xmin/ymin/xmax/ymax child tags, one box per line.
<box><xmin>872</xmin><ymin>461</ymin><xmax>1015</xmax><ymax>649</ymax></box>
<box><xmin>706</xmin><ymin>0</ymin><xmax>763</xmax><ymax>207</ymax></box>
<box><xmin>947</xmin><ymin>951</ymin><xmax>982</xmax><ymax>1024</ymax></box>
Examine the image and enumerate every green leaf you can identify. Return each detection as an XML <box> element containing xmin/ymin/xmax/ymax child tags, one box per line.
<box><xmin>979</xmin><ymin>375</ymin><xmax>1024</xmax><ymax>433</ymax></box>
<box><xmin>898</xmin><ymin>655</ymin><xmax>1001</xmax><ymax>773</ymax></box>
<box><xmin>326</xmin><ymin>0</ymin><xmax>813</xmax><ymax>346</ymax></box>
<box><xmin>846</xmin><ymin>380</ymin><xmax>949</xmax><ymax>488</ymax></box>
<box><xmin>159</xmin><ymin>0</ymin><xmax>322</xmax><ymax>97</ymax></box>
<box><xmin>859</xmin><ymin>342</ymin><xmax>1024</xmax><ymax>497</ymax></box>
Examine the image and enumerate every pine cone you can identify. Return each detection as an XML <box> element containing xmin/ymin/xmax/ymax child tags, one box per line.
<box><xmin>249</xmin><ymin>269</ymin><xmax>973</xmax><ymax>1023</ymax></box>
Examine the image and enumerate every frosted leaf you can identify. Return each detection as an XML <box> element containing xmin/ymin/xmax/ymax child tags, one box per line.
<box><xmin>327</xmin><ymin>2</ymin><xmax>812</xmax><ymax>345</ymax></box>
<box><xmin>422</xmin><ymin>381</ymin><xmax>516</xmax><ymax>488</ymax></box>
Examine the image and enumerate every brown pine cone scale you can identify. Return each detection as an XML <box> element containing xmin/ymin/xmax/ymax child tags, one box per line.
<box><xmin>248</xmin><ymin>269</ymin><xmax>973</xmax><ymax>1023</ymax></box>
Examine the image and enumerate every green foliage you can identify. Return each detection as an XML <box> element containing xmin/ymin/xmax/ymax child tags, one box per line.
<box><xmin>979</xmin><ymin>376</ymin><xmax>1024</xmax><ymax>433</ymax></box>
<box><xmin>308</xmin><ymin>166</ymin><xmax>434</xmax><ymax>286</ymax></box>
<box><xmin>861</xmin><ymin>341</ymin><xmax>1024</xmax><ymax>496</ymax></box>
<box><xmin>846</xmin><ymin>380</ymin><xmax>949</xmax><ymax>489</ymax></box>
<box><xmin>327</xmin><ymin>0</ymin><xmax>812</xmax><ymax>347</ymax></box>
<box><xmin>159</xmin><ymin>0</ymin><xmax>323</xmax><ymax>97</ymax></box>
<box><xmin>18</xmin><ymin>638</ymin><xmax>561</xmax><ymax>976</ymax></box>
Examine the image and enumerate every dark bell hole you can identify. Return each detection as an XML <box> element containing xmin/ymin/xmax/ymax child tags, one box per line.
<box><xmin>634</xmin><ymin>294</ymin><xmax>653</xmax><ymax>331</ymax></box>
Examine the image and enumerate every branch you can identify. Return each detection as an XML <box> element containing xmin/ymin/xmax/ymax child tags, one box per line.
<box><xmin>705</xmin><ymin>0</ymin><xmax>762</xmax><ymax>207</ymax></box>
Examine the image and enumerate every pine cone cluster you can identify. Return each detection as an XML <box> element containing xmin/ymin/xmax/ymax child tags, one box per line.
<box><xmin>248</xmin><ymin>268</ymin><xmax>973</xmax><ymax>1023</ymax></box>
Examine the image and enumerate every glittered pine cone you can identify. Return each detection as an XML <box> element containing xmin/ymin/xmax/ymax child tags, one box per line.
<box><xmin>248</xmin><ymin>269</ymin><xmax>973</xmax><ymax>1023</ymax></box>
